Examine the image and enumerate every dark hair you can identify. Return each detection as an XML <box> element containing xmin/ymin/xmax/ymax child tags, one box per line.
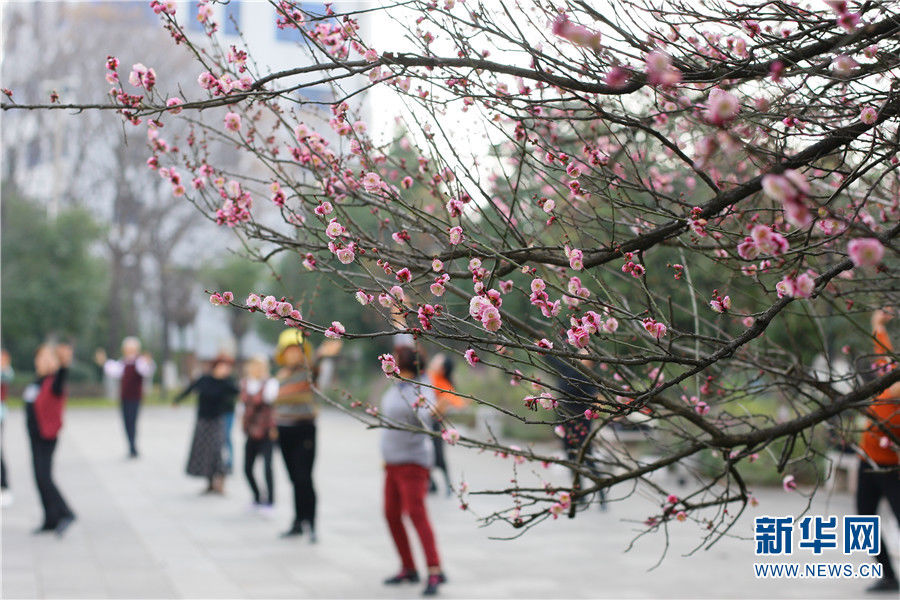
<box><xmin>442</xmin><ymin>355</ymin><xmax>455</xmax><ymax>384</ymax></box>
<box><xmin>210</xmin><ymin>354</ymin><xmax>235</xmax><ymax>370</ymax></box>
<box><xmin>395</xmin><ymin>346</ymin><xmax>422</xmax><ymax>377</ymax></box>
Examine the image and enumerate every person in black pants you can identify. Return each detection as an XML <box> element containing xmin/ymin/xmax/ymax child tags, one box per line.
<box><xmin>96</xmin><ymin>338</ymin><xmax>155</xmax><ymax>459</ymax></box>
<box><xmin>25</xmin><ymin>343</ymin><xmax>75</xmax><ymax>536</ymax></box>
<box><xmin>272</xmin><ymin>329</ymin><xmax>318</xmax><ymax>540</ymax></box>
<box><xmin>549</xmin><ymin>354</ymin><xmax>606</xmax><ymax>509</ymax></box>
<box><xmin>856</xmin><ymin>309</ymin><xmax>900</xmax><ymax>594</ymax></box>
<box><xmin>240</xmin><ymin>356</ymin><xmax>278</xmax><ymax>511</ymax></box>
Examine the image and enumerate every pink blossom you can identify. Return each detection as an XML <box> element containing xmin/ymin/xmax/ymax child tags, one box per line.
<box><xmin>551</xmin><ymin>14</ymin><xmax>602</xmax><ymax>51</ymax></box>
<box><xmin>223</xmin><ymin>112</ymin><xmax>242</xmax><ymax>132</ymax></box>
<box><xmin>449</xmin><ymin>226</ymin><xmax>464</xmax><ymax>245</ymax></box>
<box><xmin>602</xmin><ymin>317</ymin><xmax>619</xmax><ymax>333</ymax></box>
<box><xmin>361</xmin><ymin>172</ymin><xmax>382</xmax><ymax>193</ymax></box>
<box><xmin>245</xmin><ymin>293</ymin><xmax>261</xmax><ymax>308</ymax></box>
<box><xmin>128</xmin><ymin>63</ymin><xmax>156</xmax><ymax>90</ymax></box>
<box><xmin>645</xmin><ymin>50</ymin><xmax>681</xmax><ymax>86</ymax></box>
<box><xmin>705</xmin><ymin>88</ymin><xmax>740</xmax><ymax>126</ymax></box>
<box><xmin>335</xmin><ymin>247</ymin><xmax>356</xmax><ymax>264</ymax></box>
<box><xmin>325</xmin><ymin>321</ymin><xmax>346</xmax><ymax>339</ymax></box>
<box><xmin>314</xmin><ymin>201</ymin><xmax>333</xmax><ymax>216</ymax></box>
<box><xmin>860</xmin><ymin>106</ymin><xmax>878</xmax><ymax>125</ymax></box>
<box><xmin>782</xmin><ymin>474</ymin><xmax>797</xmax><ymax>492</ymax></box>
<box><xmin>198</xmin><ymin>71</ymin><xmax>216</xmax><ymax>89</ymax></box>
<box><xmin>605</xmin><ymin>66</ymin><xmax>630</xmax><ymax>88</ymax></box>
<box><xmin>209</xmin><ymin>293</ymin><xmax>225</xmax><ymax>306</ymax></box>
<box><xmin>441</xmin><ymin>428</ymin><xmax>461</xmax><ymax>445</ymax></box>
<box><xmin>480</xmin><ymin>306</ymin><xmax>502</xmax><ymax>332</ymax></box>
<box><xmin>396</xmin><ymin>268</ymin><xmax>411</xmax><ymax>283</ymax></box>
<box><xmin>464</xmin><ymin>349</ymin><xmax>479</xmax><ymax>366</ymax></box>
<box><xmin>275</xmin><ymin>301</ymin><xmax>293</xmax><ymax>317</ymax></box>
<box><xmin>166</xmin><ymin>97</ymin><xmax>183</xmax><ymax>114</ymax></box>
<box><xmin>831</xmin><ymin>54</ymin><xmax>858</xmax><ymax>76</ymax></box>
<box><xmin>643</xmin><ymin>318</ymin><xmax>667</xmax><ymax>340</ymax></box>
<box><xmin>260</xmin><ymin>295</ymin><xmax>278</xmax><ymax>312</ymax></box>
<box><xmin>761</xmin><ymin>170</ymin><xmax>811</xmax><ymax>228</ymax></box>
<box><xmin>379</xmin><ymin>353</ymin><xmax>397</xmax><ymax>376</ymax></box>
<box><xmin>355</xmin><ymin>290</ymin><xmax>373</xmax><ymax>305</ymax></box>
<box><xmin>432</xmin><ymin>259</ymin><xmax>444</xmax><ymax>272</ymax></box>
<box><xmin>847</xmin><ymin>238</ymin><xmax>884</xmax><ymax>267</ymax></box>
<box><xmin>325</xmin><ymin>219</ymin><xmax>345</xmax><ymax>239</ymax></box>
<box><xmin>566</xmin><ymin>246</ymin><xmax>584</xmax><ymax>270</ymax></box>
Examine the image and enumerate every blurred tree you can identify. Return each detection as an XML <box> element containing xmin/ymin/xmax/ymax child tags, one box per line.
<box><xmin>0</xmin><ymin>187</ymin><xmax>109</xmax><ymax>372</ymax></box>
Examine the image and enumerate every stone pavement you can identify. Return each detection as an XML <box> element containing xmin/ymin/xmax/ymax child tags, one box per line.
<box><xmin>1</xmin><ymin>405</ymin><xmax>896</xmax><ymax>599</ymax></box>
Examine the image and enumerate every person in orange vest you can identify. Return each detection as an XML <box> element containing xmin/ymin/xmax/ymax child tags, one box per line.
<box><xmin>24</xmin><ymin>342</ymin><xmax>75</xmax><ymax>536</ymax></box>
<box><xmin>857</xmin><ymin>308</ymin><xmax>900</xmax><ymax>593</ymax></box>
<box><xmin>426</xmin><ymin>354</ymin><xmax>467</xmax><ymax>496</ymax></box>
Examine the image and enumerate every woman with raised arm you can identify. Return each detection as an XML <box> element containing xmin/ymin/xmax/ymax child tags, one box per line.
<box><xmin>25</xmin><ymin>342</ymin><xmax>76</xmax><ymax>536</ymax></box>
<box><xmin>175</xmin><ymin>354</ymin><xmax>239</xmax><ymax>495</ymax></box>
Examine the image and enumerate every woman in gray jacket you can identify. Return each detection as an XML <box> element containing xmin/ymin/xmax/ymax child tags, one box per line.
<box><xmin>381</xmin><ymin>345</ymin><xmax>446</xmax><ymax>596</ymax></box>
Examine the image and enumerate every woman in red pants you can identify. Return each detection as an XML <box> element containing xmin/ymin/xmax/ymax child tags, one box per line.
<box><xmin>381</xmin><ymin>345</ymin><xmax>446</xmax><ymax>596</ymax></box>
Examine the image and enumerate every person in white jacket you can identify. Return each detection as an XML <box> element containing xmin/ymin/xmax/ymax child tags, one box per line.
<box><xmin>95</xmin><ymin>337</ymin><xmax>155</xmax><ymax>458</ymax></box>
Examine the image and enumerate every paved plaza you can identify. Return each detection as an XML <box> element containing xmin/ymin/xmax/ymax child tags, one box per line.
<box><xmin>0</xmin><ymin>405</ymin><xmax>895</xmax><ymax>599</ymax></box>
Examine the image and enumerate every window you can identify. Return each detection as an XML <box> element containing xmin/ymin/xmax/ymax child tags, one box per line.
<box><xmin>275</xmin><ymin>2</ymin><xmax>331</xmax><ymax>43</ymax></box>
<box><xmin>187</xmin><ymin>2</ymin><xmax>203</xmax><ymax>32</ymax></box>
<box><xmin>224</xmin><ymin>1</ymin><xmax>241</xmax><ymax>36</ymax></box>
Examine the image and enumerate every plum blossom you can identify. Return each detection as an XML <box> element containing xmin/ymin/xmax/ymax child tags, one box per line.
<box><xmin>198</xmin><ymin>71</ymin><xmax>216</xmax><ymax>89</ymax></box>
<box><xmin>245</xmin><ymin>293</ymin><xmax>261</xmax><ymax>309</ymax></box>
<box><xmin>325</xmin><ymin>219</ymin><xmax>345</xmax><ymax>239</ymax></box>
<box><xmin>566</xmin><ymin>246</ymin><xmax>584</xmax><ymax>270</ymax></box>
<box><xmin>551</xmin><ymin>14</ymin><xmax>602</xmax><ymax>51</ymax></box>
<box><xmin>325</xmin><ymin>321</ymin><xmax>346</xmax><ymax>339</ymax></box>
<box><xmin>128</xmin><ymin>63</ymin><xmax>156</xmax><ymax>90</ymax></box>
<box><xmin>847</xmin><ymin>238</ymin><xmax>884</xmax><ymax>267</ymax></box>
<box><xmin>643</xmin><ymin>318</ymin><xmax>667</xmax><ymax>340</ymax></box>
<box><xmin>645</xmin><ymin>50</ymin><xmax>681</xmax><ymax>86</ymax></box>
<box><xmin>260</xmin><ymin>295</ymin><xmax>278</xmax><ymax>313</ymax></box>
<box><xmin>705</xmin><ymin>88</ymin><xmax>740</xmax><ymax>126</ymax></box>
<box><xmin>355</xmin><ymin>290</ymin><xmax>373</xmax><ymax>305</ymax></box>
<box><xmin>335</xmin><ymin>247</ymin><xmax>356</xmax><ymax>264</ymax></box>
<box><xmin>464</xmin><ymin>349</ymin><xmax>479</xmax><ymax>366</ymax></box>
<box><xmin>448</xmin><ymin>226</ymin><xmax>464</xmax><ymax>245</ymax></box>
<box><xmin>709</xmin><ymin>294</ymin><xmax>731</xmax><ymax>314</ymax></box>
<box><xmin>782</xmin><ymin>475</ymin><xmax>797</xmax><ymax>492</ymax></box>
<box><xmin>441</xmin><ymin>428</ymin><xmax>461</xmax><ymax>445</ymax></box>
<box><xmin>224</xmin><ymin>112</ymin><xmax>242</xmax><ymax>132</ymax></box>
<box><xmin>166</xmin><ymin>97</ymin><xmax>183</xmax><ymax>113</ymax></box>
<box><xmin>778</xmin><ymin>273</ymin><xmax>816</xmax><ymax>298</ymax></box>
<box><xmin>831</xmin><ymin>54</ymin><xmax>858</xmax><ymax>76</ymax></box>
<box><xmin>860</xmin><ymin>106</ymin><xmax>878</xmax><ymax>125</ymax></box>
<box><xmin>379</xmin><ymin>353</ymin><xmax>397</xmax><ymax>376</ymax></box>
<box><xmin>761</xmin><ymin>169</ymin><xmax>812</xmax><ymax>228</ymax></box>
<box><xmin>361</xmin><ymin>171</ymin><xmax>383</xmax><ymax>193</ymax></box>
